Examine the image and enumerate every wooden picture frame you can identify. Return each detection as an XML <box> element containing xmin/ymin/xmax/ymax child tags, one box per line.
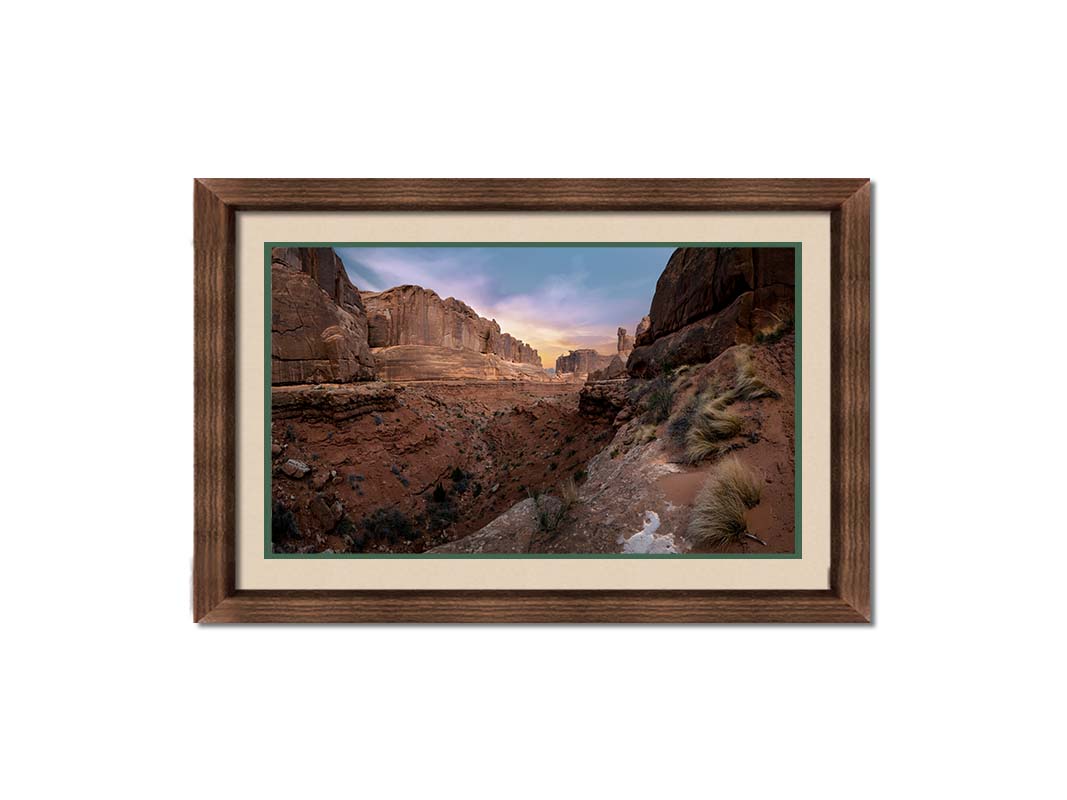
<box><xmin>194</xmin><ymin>179</ymin><xmax>870</xmax><ymax>622</ymax></box>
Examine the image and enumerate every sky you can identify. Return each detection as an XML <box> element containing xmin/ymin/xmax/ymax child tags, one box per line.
<box><xmin>336</xmin><ymin>246</ymin><xmax>675</xmax><ymax>367</ymax></box>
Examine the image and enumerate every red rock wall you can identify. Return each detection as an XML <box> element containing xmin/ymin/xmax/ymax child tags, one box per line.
<box><xmin>627</xmin><ymin>247</ymin><xmax>795</xmax><ymax>377</ymax></box>
<box><xmin>271</xmin><ymin>248</ymin><xmax>376</xmax><ymax>385</ymax></box>
<box><xmin>362</xmin><ymin>285</ymin><xmax>542</xmax><ymax>367</ymax></box>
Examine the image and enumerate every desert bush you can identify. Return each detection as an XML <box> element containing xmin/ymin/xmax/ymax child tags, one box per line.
<box><xmin>685</xmin><ymin>403</ymin><xmax>743</xmax><ymax>463</ymax></box>
<box><xmin>754</xmin><ymin>306</ymin><xmax>795</xmax><ymax>344</ymax></box>
<box><xmin>687</xmin><ymin>457</ymin><xmax>766</xmax><ymax>548</ymax></box>
<box><xmin>530</xmin><ymin>478</ymin><xmax>578</xmax><ymax>534</ymax></box>
<box><xmin>450</xmin><ymin>466</ymin><xmax>466</xmax><ymax>482</ymax></box>
<box><xmin>633</xmin><ymin>424</ymin><xmax>658</xmax><ymax>445</ymax></box>
<box><xmin>432</xmin><ymin>483</ymin><xmax>448</xmax><ymax>503</ymax></box>
<box><xmin>360</xmin><ymin>508</ymin><xmax>415</xmax><ymax>548</ymax></box>
<box><xmin>271</xmin><ymin>501</ymin><xmax>300</xmax><ymax>540</ymax></box>
<box><xmin>642</xmin><ymin>375</ymin><xmax>675</xmax><ymax>423</ymax></box>
<box><xmin>667</xmin><ymin>395</ymin><xmax>701</xmax><ymax>446</ymax></box>
<box><xmin>731</xmin><ymin>349</ymin><xmax>779</xmax><ymax>401</ymax></box>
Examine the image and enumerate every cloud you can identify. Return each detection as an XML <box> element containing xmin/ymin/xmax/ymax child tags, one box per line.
<box><xmin>337</xmin><ymin>247</ymin><xmax>650</xmax><ymax>365</ymax></box>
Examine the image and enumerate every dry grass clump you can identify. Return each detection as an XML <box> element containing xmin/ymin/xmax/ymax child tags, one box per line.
<box><xmin>754</xmin><ymin>305</ymin><xmax>795</xmax><ymax>344</ymax></box>
<box><xmin>731</xmin><ymin>349</ymin><xmax>779</xmax><ymax>402</ymax></box>
<box><xmin>530</xmin><ymin>478</ymin><xmax>579</xmax><ymax>535</ymax></box>
<box><xmin>632</xmin><ymin>424</ymin><xmax>658</xmax><ymax>445</ymax></box>
<box><xmin>685</xmin><ymin>403</ymin><xmax>743</xmax><ymax>462</ymax></box>
<box><xmin>687</xmin><ymin>457</ymin><xmax>767</xmax><ymax>548</ymax></box>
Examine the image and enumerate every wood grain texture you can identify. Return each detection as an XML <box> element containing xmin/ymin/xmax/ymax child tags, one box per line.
<box><xmin>192</xmin><ymin>179</ymin><xmax>872</xmax><ymax>623</ymax></box>
<box><xmin>198</xmin><ymin>178</ymin><xmax>869</xmax><ymax>212</ymax></box>
<box><xmin>199</xmin><ymin>590</ymin><xmax>868</xmax><ymax>623</ymax></box>
<box><xmin>193</xmin><ymin>182</ymin><xmax>236</xmax><ymax>620</ymax></box>
<box><xmin>830</xmin><ymin>183</ymin><xmax>872</xmax><ymax>620</ymax></box>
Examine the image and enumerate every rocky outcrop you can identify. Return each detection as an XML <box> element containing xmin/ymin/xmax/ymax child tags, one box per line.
<box><xmin>587</xmin><ymin>355</ymin><xmax>627</xmax><ymax>382</ymax></box>
<box><xmin>617</xmin><ymin>327</ymin><xmax>634</xmax><ymax>356</ymax></box>
<box><xmin>634</xmin><ymin>315</ymin><xmax>651</xmax><ymax>344</ymax></box>
<box><xmin>555</xmin><ymin>349</ymin><xmax>616</xmax><ymax>379</ymax></box>
<box><xmin>272</xmin><ymin>382</ymin><xmax>398</xmax><ymax>421</ymax></box>
<box><xmin>373</xmin><ymin>345</ymin><xmax>551</xmax><ymax>382</ymax></box>
<box><xmin>578</xmin><ymin>378</ymin><xmax>628</xmax><ymax>421</ymax></box>
<box><xmin>271</xmin><ymin>248</ymin><xmax>376</xmax><ymax>384</ymax></box>
<box><xmin>628</xmin><ymin>247</ymin><xmax>794</xmax><ymax>377</ymax></box>
<box><xmin>361</xmin><ymin>285</ymin><xmax>541</xmax><ymax>366</ymax></box>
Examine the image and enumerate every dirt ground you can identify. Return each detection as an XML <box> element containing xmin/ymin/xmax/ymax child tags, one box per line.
<box><xmin>271</xmin><ymin>381</ymin><xmax>613</xmax><ymax>553</ymax></box>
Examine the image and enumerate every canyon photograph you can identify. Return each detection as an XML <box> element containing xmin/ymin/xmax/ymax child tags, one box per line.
<box><xmin>269</xmin><ymin>244</ymin><xmax>796</xmax><ymax>555</ymax></box>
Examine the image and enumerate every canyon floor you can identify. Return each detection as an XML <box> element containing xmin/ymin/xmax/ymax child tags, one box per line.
<box><xmin>271</xmin><ymin>381</ymin><xmax>613</xmax><ymax>553</ymax></box>
<box><xmin>271</xmin><ymin>334</ymin><xmax>795</xmax><ymax>556</ymax></box>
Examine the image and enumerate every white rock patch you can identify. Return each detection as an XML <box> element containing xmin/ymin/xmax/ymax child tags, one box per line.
<box><xmin>619</xmin><ymin>511</ymin><xmax>679</xmax><ymax>554</ymax></box>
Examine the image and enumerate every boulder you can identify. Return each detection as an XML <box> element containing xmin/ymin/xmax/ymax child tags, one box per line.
<box><xmin>281</xmin><ymin>459</ymin><xmax>311</xmax><ymax>478</ymax></box>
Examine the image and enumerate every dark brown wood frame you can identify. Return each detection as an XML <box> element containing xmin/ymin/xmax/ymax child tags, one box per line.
<box><xmin>194</xmin><ymin>179</ymin><xmax>870</xmax><ymax>623</ymax></box>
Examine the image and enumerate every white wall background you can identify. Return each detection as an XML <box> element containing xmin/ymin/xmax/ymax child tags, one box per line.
<box><xmin>3</xmin><ymin>2</ymin><xmax>1064</xmax><ymax>798</ymax></box>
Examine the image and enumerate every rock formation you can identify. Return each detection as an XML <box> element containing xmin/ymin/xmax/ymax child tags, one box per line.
<box><xmin>634</xmin><ymin>315</ymin><xmax>651</xmax><ymax>343</ymax></box>
<box><xmin>373</xmin><ymin>345</ymin><xmax>552</xmax><ymax>382</ymax></box>
<box><xmin>628</xmin><ymin>247</ymin><xmax>794</xmax><ymax>378</ymax></box>
<box><xmin>617</xmin><ymin>327</ymin><xmax>634</xmax><ymax>356</ymax></box>
<box><xmin>361</xmin><ymin>286</ymin><xmax>541</xmax><ymax>365</ymax></box>
<box><xmin>271</xmin><ymin>248</ymin><xmax>376</xmax><ymax>385</ymax></box>
<box><xmin>555</xmin><ymin>348</ymin><xmax>616</xmax><ymax>379</ymax></box>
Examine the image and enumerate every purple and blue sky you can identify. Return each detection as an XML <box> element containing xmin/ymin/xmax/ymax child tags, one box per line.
<box><xmin>336</xmin><ymin>246</ymin><xmax>673</xmax><ymax>366</ymax></box>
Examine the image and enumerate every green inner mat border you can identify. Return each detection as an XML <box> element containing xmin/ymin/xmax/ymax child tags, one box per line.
<box><xmin>263</xmin><ymin>242</ymin><xmax>801</xmax><ymax>559</ymax></box>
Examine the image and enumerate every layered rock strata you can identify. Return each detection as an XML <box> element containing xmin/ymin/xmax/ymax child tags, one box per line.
<box><xmin>361</xmin><ymin>285</ymin><xmax>541</xmax><ymax>366</ymax></box>
<box><xmin>271</xmin><ymin>248</ymin><xmax>376</xmax><ymax>385</ymax></box>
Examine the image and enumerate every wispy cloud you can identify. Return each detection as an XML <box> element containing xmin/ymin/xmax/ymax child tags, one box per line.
<box><xmin>337</xmin><ymin>247</ymin><xmax>655</xmax><ymax>365</ymax></box>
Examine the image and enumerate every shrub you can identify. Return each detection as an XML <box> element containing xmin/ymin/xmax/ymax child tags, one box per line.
<box><xmin>360</xmin><ymin>508</ymin><xmax>415</xmax><ymax>548</ymax></box>
<box><xmin>687</xmin><ymin>457</ymin><xmax>766</xmax><ymax>548</ymax></box>
<box><xmin>731</xmin><ymin>350</ymin><xmax>779</xmax><ymax>402</ymax></box>
<box><xmin>450</xmin><ymin>466</ymin><xmax>466</xmax><ymax>482</ymax></box>
<box><xmin>667</xmin><ymin>395</ymin><xmax>701</xmax><ymax>446</ymax></box>
<box><xmin>432</xmin><ymin>483</ymin><xmax>448</xmax><ymax>503</ymax></box>
<box><xmin>530</xmin><ymin>478</ymin><xmax>578</xmax><ymax>534</ymax></box>
<box><xmin>754</xmin><ymin>306</ymin><xmax>795</xmax><ymax>344</ymax></box>
<box><xmin>271</xmin><ymin>501</ymin><xmax>300</xmax><ymax>540</ymax></box>
<box><xmin>643</xmin><ymin>376</ymin><xmax>674</xmax><ymax>423</ymax></box>
<box><xmin>685</xmin><ymin>403</ymin><xmax>743</xmax><ymax>463</ymax></box>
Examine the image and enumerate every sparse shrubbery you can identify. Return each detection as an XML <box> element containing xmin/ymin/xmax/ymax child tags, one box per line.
<box><xmin>685</xmin><ymin>403</ymin><xmax>743</xmax><ymax>463</ymax></box>
<box><xmin>530</xmin><ymin>478</ymin><xmax>579</xmax><ymax>534</ymax></box>
<box><xmin>349</xmin><ymin>508</ymin><xmax>415</xmax><ymax>551</ymax></box>
<box><xmin>271</xmin><ymin>500</ymin><xmax>300</xmax><ymax>540</ymax></box>
<box><xmin>667</xmin><ymin>347</ymin><xmax>780</xmax><ymax>463</ymax></box>
<box><xmin>731</xmin><ymin>350</ymin><xmax>779</xmax><ymax>401</ymax></box>
<box><xmin>754</xmin><ymin>306</ymin><xmax>794</xmax><ymax>344</ymax></box>
<box><xmin>687</xmin><ymin>457</ymin><xmax>766</xmax><ymax>549</ymax></box>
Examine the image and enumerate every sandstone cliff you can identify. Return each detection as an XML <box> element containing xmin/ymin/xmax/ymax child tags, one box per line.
<box><xmin>361</xmin><ymin>285</ymin><xmax>541</xmax><ymax>366</ymax></box>
<box><xmin>373</xmin><ymin>345</ymin><xmax>552</xmax><ymax>382</ymax></box>
<box><xmin>271</xmin><ymin>248</ymin><xmax>376</xmax><ymax>385</ymax></box>
<box><xmin>628</xmin><ymin>247</ymin><xmax>794</xmax><ymax>378</ymax></box>
<box><xmin>555</xmin><ymin>348</ymin><xmax>616</xmax><ymax>379</ymax></box>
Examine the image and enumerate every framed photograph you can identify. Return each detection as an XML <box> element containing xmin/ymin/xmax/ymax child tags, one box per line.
<box><xmin>194</xmin><ymin>179</ymin><xmax>870</xmax><ymax>622</ymax></box>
